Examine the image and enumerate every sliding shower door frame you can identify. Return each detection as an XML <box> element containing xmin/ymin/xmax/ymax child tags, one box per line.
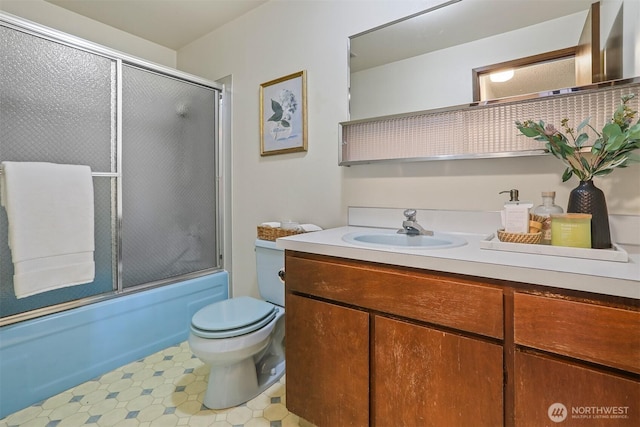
<box><xmin>0</xmin><ymin>13</ymin><xmax>226</xmax><ymax>326</ymax></box>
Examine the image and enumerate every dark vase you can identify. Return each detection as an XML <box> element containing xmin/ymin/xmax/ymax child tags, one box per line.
<box><xmin>566</xmin><ymin>180</ymin><xmax>611</xmax><ymax>249</ymax></box>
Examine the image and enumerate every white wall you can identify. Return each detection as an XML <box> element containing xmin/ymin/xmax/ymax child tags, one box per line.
<box><xmin>623</xmin><ymin>0</ymin><xmax>640</xmax><ymax>77</ymax></box>
<box><xmin>602</xmin><ymin>0</ymin><xmax>639</xmax><ymax>78</ymax></box>
<box><xmin>0</xmin><ymin>0</ymin><xmax>176</xmax><ymax>67</ymax></box>
<box><xmin>178</xmin><ymin>0</ymin><xmax>640</xmax><ymax>299</ymax></box>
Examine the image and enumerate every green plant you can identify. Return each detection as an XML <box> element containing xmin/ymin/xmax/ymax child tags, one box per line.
<box><xmin>515</xmin><ymin>94</ymin><xmax>640</xmax><ymax>182</ymax></box>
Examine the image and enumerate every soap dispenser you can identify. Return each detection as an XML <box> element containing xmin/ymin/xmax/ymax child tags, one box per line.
<box><xmin>499</xmin><ymin>189</ymin><xmax>520</xmax><ymax>204</ymax></box>
<box><xmin>499</xmin><ymin>189</ymin><xmax>533</xmax><ymax>234</ymax></box>
<box><xmin>533</xmin><ymin>191</ymin><xmax>563</xmax><ymax>244</ymax></box>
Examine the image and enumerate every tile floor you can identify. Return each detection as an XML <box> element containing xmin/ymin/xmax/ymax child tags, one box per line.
<box><xmin>0</xmin><ymin>341</ymin><xmax>302</xmax><ymax>427</ymax></box>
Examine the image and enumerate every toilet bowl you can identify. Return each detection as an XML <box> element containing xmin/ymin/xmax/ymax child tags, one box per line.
<box><xmin>188</xmin><ymin>240</ymin><xmax>285</xmax><ymax>409</ymax></box>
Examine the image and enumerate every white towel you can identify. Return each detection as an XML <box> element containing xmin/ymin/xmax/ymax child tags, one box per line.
<box><xmin>0</xmin><ymin>162</ymin><xmax>95</xmax><ymax>298</ymax></box>
<box><xmin>260</xmin><ymin>222</ymin><xmax>281</xmax><ymax>228</ymax></box>
<box><xmin>300</xmin><ymin>224</ymin><xmax>323</xmax><ymax>232</ymax></box>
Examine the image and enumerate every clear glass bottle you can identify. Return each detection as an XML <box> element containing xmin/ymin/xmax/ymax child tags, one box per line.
<box><xmin>533</xmin><ymin>191</ymin><xmax>564</xmax><ymax>244</ymax></box>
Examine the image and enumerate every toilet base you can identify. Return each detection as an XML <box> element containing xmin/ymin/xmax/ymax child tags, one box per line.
<box><xmin>195</xmin><ymin>310</ymin><xmax>286</xmax><ymax>410</ymax></box>
<box><xmin>203</xmin><ymin>354</ymin><xmax>285</xmax><ymax>409</ymax></box>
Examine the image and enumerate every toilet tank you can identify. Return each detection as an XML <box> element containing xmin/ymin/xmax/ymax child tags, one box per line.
<box><xmin>255</xmin><ymin>239</ymin><xmax>285</xmax><ymax>306</ymax></box>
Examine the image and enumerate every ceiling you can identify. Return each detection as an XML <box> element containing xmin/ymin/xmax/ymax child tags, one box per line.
<box><xmin>45</xmin><ymin>0</ymin><xmax>269</xmax><ymax>50</ymax></box>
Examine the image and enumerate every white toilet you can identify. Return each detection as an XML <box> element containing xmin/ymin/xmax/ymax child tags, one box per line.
<box><xmin>188</xmin><ymin>239</ymin><xmax>285</xmax><ymax>409</ymax></box>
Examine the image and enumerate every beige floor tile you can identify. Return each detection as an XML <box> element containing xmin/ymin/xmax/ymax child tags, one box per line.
<box><xmin>140</xmin><ymin>375</ymin><xmax>165</xmax><ymax>390</ymax></box>
<box><xmin>137</xmin><ymin>404</ymin><xmax>167</xmax><ymax>423</ymax></box>
<box><xmin>96</xmin><ymin>407</ymin><xmax>129</xmax><ymax>425</ymax></box>
<box><xmin>246</xmin><ymin>394</ymin><xmax>270</xmax><ymax>411</ymax></box>
<box><xmin>87</xmin><ymin>398</ymin><xmax>118</xmax><ymax>416</ymax></box>
<box><xmin>244</xmin><ymin>417</ymin><xmax>271</xmax><ymax>427</ymax></box>
<box><xmin>72</xmin><ymin>380</ymin><xmax>100</xmax><ymax>396</ymax></box>
<box><xmin>49</xmin><ymin>402</ymin><xmax>83</xmax><ymax>420</ymax></box>
<box><xmin>226</xmin><ymin>406</ymin><xmax>253</xmax><ymax>424</ymax></box>
<box><xmin>107</xmin><ymin>378</ymin><xmax>134</xmax><ymax>393</ymax></box>
<box><xmin>57</xmin><ymin>412</ymin><xmax>92</xmax><ymax>427</ymax></box>
<box><xmin>264</xmin><ymin>403</ymin><xmax>289</xmax><ymax>421</ymax></box>
<box><xmin>40</xmin><ymin>392</ymin><xmax>74</xmax><ymax>410</ymax></box>
<box><xmin>2</xmin><ymin>405</ymin><xmax>42</xmax><ymax>425</ymax></box>
<box><xmin>149</xmin><ymin>383</ymin><xmax>176</xmax><ymax>399</ymax></box>
<box><xmin>126</xmin><ymin>394</ymin><xmax>155</xmax><ymax>412</ymax></box>
<box><xmin>13</xmin><ymin>419</ymin><xmax>50</xmax><ymax>427</ymax></box>
<box><xmin>114</xmin><ymin>386</ymin><xmax>144</xmax><ymax>403</ymax></box>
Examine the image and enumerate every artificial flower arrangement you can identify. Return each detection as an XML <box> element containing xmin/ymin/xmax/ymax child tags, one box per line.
<box><xmin>515</xmin><ymin>94</ymin><xmax>640</xmax><ymax>182</ymax></box>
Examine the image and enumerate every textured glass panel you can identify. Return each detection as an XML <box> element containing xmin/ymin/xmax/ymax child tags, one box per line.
<box><xmin>121</xmin><ymin>65</ymin><xmax>218</xmax><ymax>288</ymax></box>
<box><xmin>0</xmin><ymin>26</ymin><xmax>115</xmax><ymax>170</ymax></box>
<box><xmin>0</xmin><ymin>26</ymin><xmax>116</xmax><ymax>318</ymax></box>
<box><xmin>341</xmin><ymin>82</ymin><xmax>640</xmax><ymax>163</ymax></box>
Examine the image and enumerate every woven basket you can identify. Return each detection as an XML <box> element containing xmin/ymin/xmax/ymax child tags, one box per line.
<box><xmin>257</xmin><ymin>225</ymin><xmax>305</xmax><ymax>241</ymax></box>
<box><xmin>497</xmin><ymin>229</ymin><xmax>542</xmax><ymax>244</ymax></box>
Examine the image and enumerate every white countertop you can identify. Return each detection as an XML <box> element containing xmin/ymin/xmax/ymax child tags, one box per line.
<box><xmin>276</xmin><ymin>225</ymin><xmax>640</xmax><ymax>300</ymax></box>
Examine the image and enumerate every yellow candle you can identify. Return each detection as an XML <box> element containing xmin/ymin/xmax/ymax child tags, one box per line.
<box><xmin>551</xmin><ymin>214</ymin><xmax>592</xmax><ymax>248</ymax></box>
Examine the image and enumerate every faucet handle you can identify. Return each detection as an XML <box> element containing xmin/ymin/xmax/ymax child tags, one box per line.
<box><xmin>403</xmin><ymin>209</ymin><xmax>417</xmax><ymax>221</ymax></box>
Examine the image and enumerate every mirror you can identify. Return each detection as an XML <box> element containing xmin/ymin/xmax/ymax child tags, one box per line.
<box><xmin>349</xmin><ymin>0</ymin><xmax>638</xmax><ymax>120</ymax></box>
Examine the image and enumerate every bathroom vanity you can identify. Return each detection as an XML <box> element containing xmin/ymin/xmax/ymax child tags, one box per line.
<box><xmin>278</xmin><ymin>212</ymin><xmax>639</xmax><ymax>427</ymax></box>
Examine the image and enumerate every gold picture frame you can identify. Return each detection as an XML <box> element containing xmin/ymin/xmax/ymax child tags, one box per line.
<box><xmin>260</xmin><ymin>70</ymin><xmax>307</xmax><ymax>156</ymax></box>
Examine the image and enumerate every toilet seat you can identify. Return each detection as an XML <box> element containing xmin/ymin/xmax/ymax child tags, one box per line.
<box><xmin>191</xmin><ymin>296</ymin><xmax>277</xmax><ymax>339</ymax></box>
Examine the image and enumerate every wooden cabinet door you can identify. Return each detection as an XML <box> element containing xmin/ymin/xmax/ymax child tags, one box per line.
<box><xmin>373</xmin><ymin>316</ymin><xmax>503</xmax><ymax>427</ymax></box>
<box><xmin>515</xmin><ymin>351</ymin><xmax>640</xmax><ymax>427</ymax></box>
<box><xmin>285</xmin><ymin>293</ymin><xmax>370</xmax><ymax>426</ymax></box>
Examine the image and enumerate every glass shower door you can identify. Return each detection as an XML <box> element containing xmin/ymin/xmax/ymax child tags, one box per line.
<box><xmin>0</xmin><ymin>24</ymin><xmax>116</xmax><ymax>318</ymax></box>
<box><xmin>120</xmin><ymin>65</ymin><xmax>220</xmax><ymax>288</ymax></box>
<box><xmin>0</xmin><ymin>17</ymin><xmax>222</xmax><ymax>325</ymax></box>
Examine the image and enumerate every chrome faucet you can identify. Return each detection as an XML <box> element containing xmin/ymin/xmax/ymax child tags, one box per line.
<box><xmin>398</xmin><ymin>209</ymin><xmax>434</xmax><ymax>236</ymax></box>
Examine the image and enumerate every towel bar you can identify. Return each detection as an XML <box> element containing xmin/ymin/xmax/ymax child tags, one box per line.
<box><xmin>0</xmin><ymin>166</ymin><xmax>117</xmax><ymax>177</ymax></box>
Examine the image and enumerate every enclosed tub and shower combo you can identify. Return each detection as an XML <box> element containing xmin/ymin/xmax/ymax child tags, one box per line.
<box><xmin>0</xmin><ymin>13</ymin><xmax>231</xmax><ymax>418</ymax></box>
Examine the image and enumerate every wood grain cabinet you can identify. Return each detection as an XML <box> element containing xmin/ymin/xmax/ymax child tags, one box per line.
<box><xmin>284</xmin><ymin>250</ymin><xmax>639</xmax><ymax>426</ymax></box>
<box><xmin>285</xmin><ymin>293</ymin><xmax>369</xmax><ymax>426</ymax></box>
<box><xmin>514</xmin><ymin>351</ymin><xmax>639</xmax><ymax>427</ymax></box>
<box><xmin>284</xmin><ymin>251</ymin><xmax>504</xmax><ymax>427</ymax></box>
<box><xmin>373</xmin><ymin>316</ymin><xmax>503</xmax><ymax>426</ymax></box>
<box><xmin>513</xmin><ymin>292</ymin><xmax>640</xmax><ymax>427</ymax></box>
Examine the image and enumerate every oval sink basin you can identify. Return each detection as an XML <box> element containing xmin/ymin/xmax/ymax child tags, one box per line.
<box><xmin>342</xmin><ymin>230</ymin><xmax>467</xmax><ymax>250</ymax></box>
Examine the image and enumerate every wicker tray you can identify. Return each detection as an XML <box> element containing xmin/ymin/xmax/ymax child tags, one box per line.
<box><xmin>497</xmin><ymin>229</ymin><xmax>542</xmax><ymax>245</ymax></box>
<box><xmin>257</xmin><ymin>225</ymin><xmax>305</xmax><ymax>241</ymax></box>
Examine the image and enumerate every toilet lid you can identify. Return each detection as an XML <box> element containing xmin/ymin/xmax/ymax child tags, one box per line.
<box><xmin>191</xmin><ymin>296</ymin><xmax>277</xmax><ymax>339</ymax></box>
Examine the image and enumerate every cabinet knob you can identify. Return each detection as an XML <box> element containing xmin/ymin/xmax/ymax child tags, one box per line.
<box><xmin>278</xmin><ymin>269</ymin><xmax>285</xmax><ymax>282</ymax></box>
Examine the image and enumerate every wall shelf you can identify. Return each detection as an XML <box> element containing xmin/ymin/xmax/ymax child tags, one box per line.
<box><xmin>340</xmin><ymin>79</ymin><xmax>640</xmax><ymax>165</ymax></box>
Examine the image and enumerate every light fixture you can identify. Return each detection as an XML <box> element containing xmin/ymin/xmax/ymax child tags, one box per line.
<box><xmin>489</xmin><ymin>69</ymin><xmax>514</xmax><ymax>83</ymax></box>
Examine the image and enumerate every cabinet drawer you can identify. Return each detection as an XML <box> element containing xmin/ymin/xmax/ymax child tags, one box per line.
<box><xmin>514</xmin><ymin>292</ymin><xmax>640</xmax><ymax>373</ymax></box>
<box><xmin>286</xmin><ymin>253</ymin><xmax>503</xmax><ymax>339</ymax></box>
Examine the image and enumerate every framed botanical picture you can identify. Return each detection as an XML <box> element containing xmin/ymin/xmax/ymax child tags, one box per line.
<box><xmin>260</xmin><ymin>70</ymin><xmax>307</xmax><ymax>156</ymax></box>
